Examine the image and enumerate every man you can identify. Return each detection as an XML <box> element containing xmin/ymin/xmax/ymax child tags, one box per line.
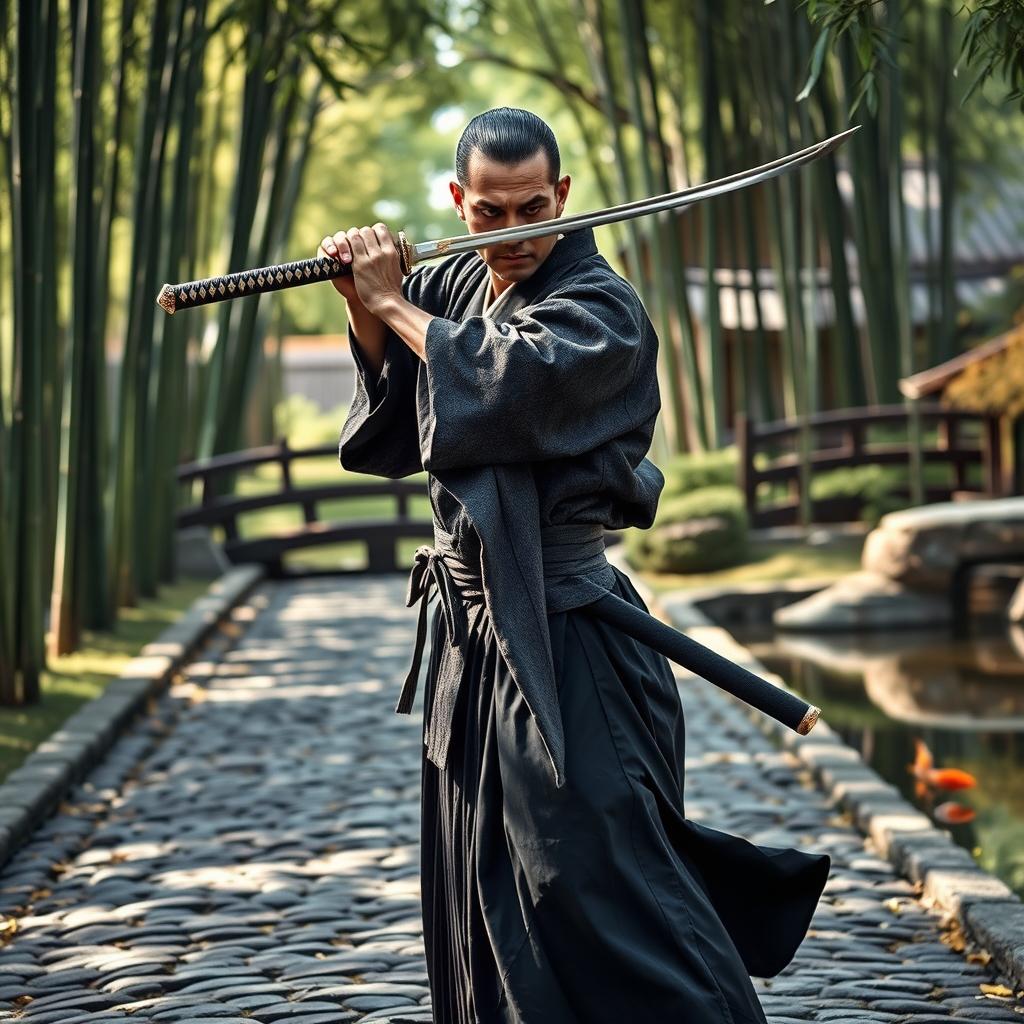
<box><xmin>323</xmin><ymin>107</ymin><xmax>828</xmax><ymax>1023</ymax></box>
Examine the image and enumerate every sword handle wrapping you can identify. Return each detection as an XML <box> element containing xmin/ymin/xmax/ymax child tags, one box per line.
<box><xmin>156</xmin><ymin>230</ymin><xmax>416</xmax><ymax>315</ymax></box>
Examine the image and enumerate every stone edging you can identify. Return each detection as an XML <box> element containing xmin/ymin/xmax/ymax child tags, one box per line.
<box><xmin>0</xmin><ymin>563</ymin><xmax>267</xmax><ymax>872</ymax></box>
<box><xmin>608</xmin><ymin>549</ymin><xmax>1024</xmax><ymax>989</ymax></box>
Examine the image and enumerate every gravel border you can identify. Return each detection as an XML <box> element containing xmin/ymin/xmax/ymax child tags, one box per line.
<box><xmin>608</xmin><ymin>548</ymin><xmax>1024</xmax><ymax>990</ymax></box>
<box><xmin>0</xmin><ymin>562</ymin><xmax>266</xmax><ymax>872</ymax></box>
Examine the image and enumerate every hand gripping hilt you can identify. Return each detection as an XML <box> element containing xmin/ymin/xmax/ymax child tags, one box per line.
<box><xmin>156</xmin><ymin>229</ymin><xmax>416</xmax><ymax>315</ymax></box>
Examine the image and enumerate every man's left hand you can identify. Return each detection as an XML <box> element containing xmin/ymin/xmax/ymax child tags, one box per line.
<box><xmin>347</xmin><ymin>223</ymin><xmax>404</xmax><ymax>317</ymax></box>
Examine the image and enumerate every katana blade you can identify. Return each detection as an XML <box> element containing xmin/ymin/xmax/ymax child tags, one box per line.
<box><xmin>411</xmin><ymin>124</ymin><xmax>860</xmax><ymax>263</ymax></box>
<box><xmin>156</xmin><ymin>125</ymin><xmax>860</xmax><ymax>314</ymax></box>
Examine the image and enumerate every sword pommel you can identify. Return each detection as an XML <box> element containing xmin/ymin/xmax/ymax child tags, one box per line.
<box><xmin>156</xmin><ymin>284</ymin><xmax>176</xmax><ymax>315</ymax></box>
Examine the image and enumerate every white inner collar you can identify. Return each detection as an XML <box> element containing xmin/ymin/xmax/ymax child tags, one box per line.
<box><xmin>484</xmin><ymin>279</ymin><xmax>517</xmax><ymax>318</ymax></box>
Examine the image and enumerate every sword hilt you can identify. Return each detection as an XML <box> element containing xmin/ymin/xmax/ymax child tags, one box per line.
<box><xmin>156</xmin><ymin>231</ymin><xmax>417</xmax><ymax>315</ymax></box>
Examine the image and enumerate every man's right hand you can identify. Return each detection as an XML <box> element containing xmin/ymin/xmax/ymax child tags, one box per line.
<box><xmin>317</xmin><ymin>230</ymin><xmax>359</xmax><ymax>304</ymax></box>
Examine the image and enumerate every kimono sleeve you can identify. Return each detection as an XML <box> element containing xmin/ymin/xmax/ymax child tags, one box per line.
<box><xmin>337</xmin><ymin>269</ymin><xmax>429</xmax><ymax>479</ymax></box>
<box><xmin>416</xmin><ymin>275</ymin><xmax>646</xmax><ymax>471</ymax></box>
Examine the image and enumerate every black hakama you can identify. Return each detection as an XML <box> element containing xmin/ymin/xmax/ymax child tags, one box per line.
<box><xmin>418</xmin><ymin>558</ymin><xmax>829</xmax><ymax>1024</ymax></box>
<box><xmin>337</xmin><ymin>224</ymin><xmax>830</xmax><ymax>1023</ymax></box>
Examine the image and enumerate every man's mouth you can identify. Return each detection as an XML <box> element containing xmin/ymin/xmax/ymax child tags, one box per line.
<box><xmin>500</xmin><ymin>253</ymin><xmax>529</xmax><ymax>261</ymax></box>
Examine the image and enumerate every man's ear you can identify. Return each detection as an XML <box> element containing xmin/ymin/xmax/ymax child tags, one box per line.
<box><xmin>555</xmin><ymin>174</ymin><xmax>571</xmax><ymax>215</ymax></box>
<box><xmin>450</xmin><ymin>180</ymin><xmax>466</xmax><ymax>220</ymax></box>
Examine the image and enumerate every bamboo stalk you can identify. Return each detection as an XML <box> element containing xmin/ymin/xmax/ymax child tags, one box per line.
<box><xmin>50</xmin><ymin>0</ymin><xmax>102</xmax><ymax>656</ymax></box>
<box><xmin>633</xmin><ymin>0</ymin><xmax>703</xmax><ymax>455</ymax></box>
<box><xmin>197</xmin><ymin>4</ymin><xmax>278</xmax><ymax>466</ymax></box>
<box><xmin>109</xmin><ymin>0</ymin><xmax>173</xmax><ymax>609</ymax></box>
<box><xmin>6</xmin><ymin>0</ymin><xmax>52</xmax><ymax>703</ymax></box>
<box><xmin>697</xmin><ymin>0</ymin><xmax>725</xmax><ymax>449</ymax></box>
<box><xmin>149</xmin><ymin>0</ymin><xmax>208</xmax><ymax>581</ymax></box>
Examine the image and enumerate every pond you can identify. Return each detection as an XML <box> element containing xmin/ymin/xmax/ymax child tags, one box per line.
<box><xmin>726</xmin><ymin>579</ymin><xmax>1024</xmax><ymax>900</ymax></box>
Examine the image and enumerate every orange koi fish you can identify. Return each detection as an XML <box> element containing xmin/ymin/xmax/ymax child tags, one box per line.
<box><xmin>908</xmin><ymin>738</ymin><xmax>935</xmax><ymax>800</ymax></box>
<box><xmin>907</xmin><ymin>738</ymin><xmax>976</xmax><ymax>798</ymax></box>
<box><xmin>933</xmin><ymin>802</ymin><xmax>976</xmax><ymax>825</ymax></box>
<box><xmin>923</xmin><ymin>768</ymin><xmax>977</xmax><ymax>791</ymax></box>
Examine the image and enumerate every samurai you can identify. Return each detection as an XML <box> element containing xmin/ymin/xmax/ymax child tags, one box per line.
<box><xmin>324</xmin><ymin>106</ymin><xmax>830</xmax><ymax>1023</ymax></box>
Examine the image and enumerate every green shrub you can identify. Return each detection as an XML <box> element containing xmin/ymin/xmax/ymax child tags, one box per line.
<box><xmin>660</xmin><ymin>446</ymin><xmax>739</xmax><ymax>497</ymax></box>
<box><xmin>807</xmin><ymin>464</ymin><xmax>955</xmax><ymax>527</ymax></box>
<box><xmin>808</xmin><ymin>464</ymin><xmax>903</xmax><ymax>527</ymax></box>
<box><xmin>624</xmin><ymin>484</ymin><xmax>749</xmax><ymax>573</ymax></box>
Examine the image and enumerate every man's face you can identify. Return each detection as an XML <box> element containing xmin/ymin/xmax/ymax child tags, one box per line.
<box><xmin>450</xmin><ymin>148</ymin><xmax>571</xmax><ymax>283</ymax></box>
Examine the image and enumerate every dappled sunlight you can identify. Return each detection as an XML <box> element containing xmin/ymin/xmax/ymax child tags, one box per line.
<box><xmin>171</xmin><ymin>675</ymin><xmax>391</xmax><ymax>701</ymax></box>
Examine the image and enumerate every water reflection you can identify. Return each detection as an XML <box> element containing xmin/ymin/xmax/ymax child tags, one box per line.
<box><xmin>729</xmin><ymin>614</ymin><xmax>1024</xmax><ymax>899</ymax></box>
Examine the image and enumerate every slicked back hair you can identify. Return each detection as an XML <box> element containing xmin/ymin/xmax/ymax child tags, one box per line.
<box><xmin>455</xmin><ymin>107</ymin><xmax>560</xmax><ymax>188</ymax></box>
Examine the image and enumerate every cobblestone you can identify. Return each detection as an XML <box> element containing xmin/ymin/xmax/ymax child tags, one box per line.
<box><xmin>0</xmin><ymin>574</ymin><xmax>1022</xmax><ymax>1021</ymax></box>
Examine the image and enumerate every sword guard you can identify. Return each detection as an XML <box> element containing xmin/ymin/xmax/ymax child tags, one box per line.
<box><xmin>397</xmin><ymin>231</ymin><xmax>414</xmax><ymax>275</ymax></box>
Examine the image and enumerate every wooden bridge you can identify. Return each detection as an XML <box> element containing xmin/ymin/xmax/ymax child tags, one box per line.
<box><xmin>178</xmin><ymin>402</ymin><xmax>1015</xmax><ymax>575</ymax></box>
<box><xmin>176</xmin><ymin>438</ymin><xmax>433</xmax><ymax>577</ymax></box>
<box><xmin>736</xmin><ymin>402</ymin><xmax>1009</xmax><ymax>529</ymax></box>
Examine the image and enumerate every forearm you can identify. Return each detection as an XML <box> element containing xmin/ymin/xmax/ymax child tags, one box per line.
<box><xmin>346</xmin><ymin>297</ymin><xmax>388</xmax><ymax>377</ymax></box>
<box><xmin>373</xmin><ymin>295</ymin><xmax>433</xmax><ymax>362</ymax></box>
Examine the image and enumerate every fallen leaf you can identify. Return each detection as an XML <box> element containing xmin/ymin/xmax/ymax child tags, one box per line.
<box><xmin>980</xmin><ymin>983</ymin><xmax>1014</xmax><ymax>997</ymax></box>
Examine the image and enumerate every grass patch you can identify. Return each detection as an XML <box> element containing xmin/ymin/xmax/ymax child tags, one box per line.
<box><xmin>635</xmin><ymin>532</ymin><xmax>864</xmax><ymax>594</ymax></box>
<box><xmin>0</xmin><ymin>576</ymin><xmax>211</xmax><ymax>784</ymax></box>
<box><xmin>279</xmin><ymin>537</ymin><xmax>432</xmax><ymax>573</ymax></box>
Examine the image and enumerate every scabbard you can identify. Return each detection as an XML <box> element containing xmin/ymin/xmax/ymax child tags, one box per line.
<box><xmin>580</xmin><ymin>591</ymin><xmax>820</xmax><ymax>735</ymax></box>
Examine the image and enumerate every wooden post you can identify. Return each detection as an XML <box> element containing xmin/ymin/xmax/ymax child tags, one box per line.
<box><xmin>736</xmin><ymin>411</ymin><xmax>759</xmax><ymax>528</ymax></box>
<box><xmin>844</xmin><ymin>420</ymin><xmax>863</xmax><ymax>460</ymax></box>
<box><xmin>1014</xmin><ymin>415</ymin><xmax>1024</xmax><ymax>495</ymax></box>
<box><xmin>367</xmin><ymin>535</ymin><xmax>395</xmax><ymax>573</ymax></box>
<box><xmin>279</xmin><ymin>436</ymin><xmax>293</xmax><ymax>492</ymax></box>
<box><xmin>983</xmin><ymin>415</ymin><xmax>1002</xmax><ymax>496</ymax></box>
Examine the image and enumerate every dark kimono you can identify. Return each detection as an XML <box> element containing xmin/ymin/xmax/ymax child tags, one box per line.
<box><xmin>338</xmin><ymin>226</ymin><xmax>829</xmax><ymax>1023</ymax></box>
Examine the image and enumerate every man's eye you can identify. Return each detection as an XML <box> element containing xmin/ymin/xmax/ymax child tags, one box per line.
<box><xmin>481</xmin><ymin>209</ymin><xmax>498</xmax><ymax>217</ymax></box>
<box><xmin>525</xmin><ymin>206</ymin><xmax>542</xmax><ymax>216</ymax></box>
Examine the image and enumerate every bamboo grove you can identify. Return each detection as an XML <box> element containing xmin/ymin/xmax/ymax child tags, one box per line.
<box><xmin>0</xmin><ymin>0</ymin><xmax>442</xmax><ymax>702</ymax></box>
<box><xmin>465</xmin><ymin>0</ymin><xmax>1022</xmax><ymax>459</ymax></box>
<box><xmin>2</xmin><ymin>0</ymin><xmax>1023</xmax><ymax>701</ymax></box>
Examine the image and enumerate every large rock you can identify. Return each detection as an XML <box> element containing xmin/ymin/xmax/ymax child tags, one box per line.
<box><xmin>862</xmin><ymin>496</ymin><xmax>1024</xmax><ymax>591</ymax></box>
<box><xmin>774</xmin><ymin>569</ymin><xmax>949</xmax><ymax>630</ymax></box>
<box><xmin>775</xmin><ymin>497</ymin><xmax>1024</xmax><ymax>631</ymax></box>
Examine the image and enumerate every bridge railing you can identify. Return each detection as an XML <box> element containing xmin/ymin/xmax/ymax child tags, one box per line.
<box><xmin>176</xmin><ymin>438</ymin><xmax>432</xmax><ymax>577</ymax></box>
<box><xmin>736</xmin><ymin>403</ymin><xmax>1004</xmax><ymax>528</ymax></box>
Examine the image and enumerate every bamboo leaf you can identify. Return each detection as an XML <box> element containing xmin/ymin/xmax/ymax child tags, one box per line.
<box><xmin>797</xmin><ymin>24</ymin><xmax>833</xmax><ymax>101</ymax></box>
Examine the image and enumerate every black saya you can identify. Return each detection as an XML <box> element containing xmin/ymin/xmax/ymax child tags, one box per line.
<box><xmin>338</xmin><ymin>226</ymin><xmax>830</xmax><ymax>1023</ymax></box>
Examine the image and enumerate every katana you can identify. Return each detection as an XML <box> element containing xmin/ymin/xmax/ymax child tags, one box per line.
<box><xmin>156</xmin><ymin>125</ymin><xmax>860</xmax><ymax>315</ymax></box>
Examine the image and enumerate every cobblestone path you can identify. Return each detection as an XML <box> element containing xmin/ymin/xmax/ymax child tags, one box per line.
<box><xmin>1</xmin><ymin>575</ymin><xmax>1023</xmax><ymax>1022</ymax></box>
